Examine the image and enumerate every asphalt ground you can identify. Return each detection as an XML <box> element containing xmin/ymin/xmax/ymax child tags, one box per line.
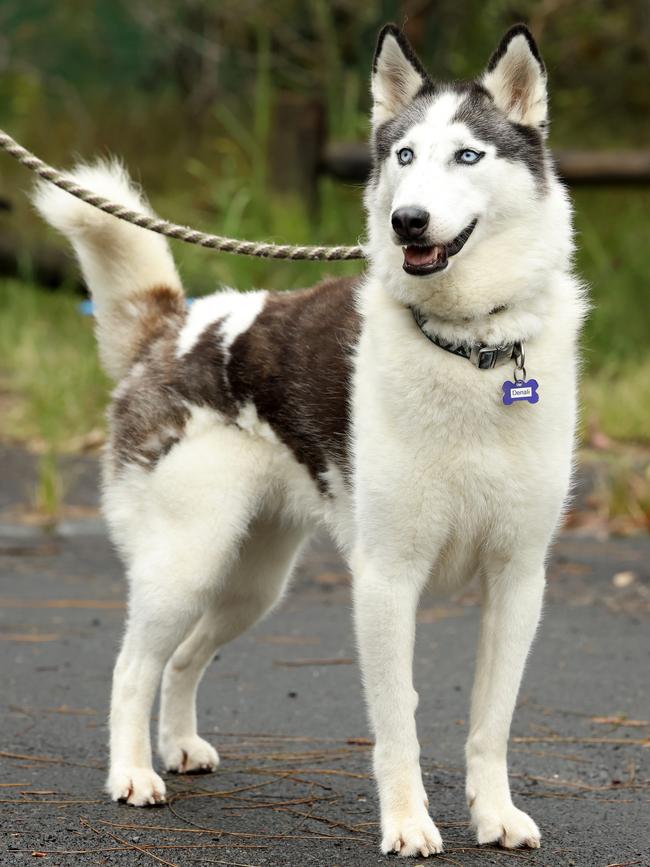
<box><xmin>1</xmin><ymin>447</ymin><xmax>649</xmax><ymax>866</ymax></box>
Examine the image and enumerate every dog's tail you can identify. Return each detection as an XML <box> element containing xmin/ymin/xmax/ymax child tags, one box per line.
<box><xmin>32</xmin><ymin>160</ymin><xmax>185</xmax><ymax>380</ymax></box>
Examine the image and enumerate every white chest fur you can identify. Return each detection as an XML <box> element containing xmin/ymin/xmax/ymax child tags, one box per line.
<box><xmin>351</xmin><ymin>273</ymin><xmax>583</xmax><ymax>584</ymax></box>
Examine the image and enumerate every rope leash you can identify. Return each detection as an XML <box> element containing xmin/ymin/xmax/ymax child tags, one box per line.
<box><xmin>0</xmin><ymin>129</ymin><xmax>366</xmax><ymax>261</ymax></box>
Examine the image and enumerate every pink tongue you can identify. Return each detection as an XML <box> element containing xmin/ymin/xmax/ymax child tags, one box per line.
<box><xmin>404</xmin><ymin>244</ymin><xmax>446</xmax><ymax>267</ymax></box>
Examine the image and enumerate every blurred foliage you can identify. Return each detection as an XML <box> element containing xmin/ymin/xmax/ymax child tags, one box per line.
<box><xmin>0</xmin><ymin>279</ymin><xmax>109</xmax><ymax>449</ymax></box>
<box><xmin>0</xmin><ymin>0</ymin><xmax>649</xmax><ymax>471</ymax></box>
<box><xmin>0</xmin><ymin>0</ymin><xmax>648</xmax><ymax>144</ymax></box>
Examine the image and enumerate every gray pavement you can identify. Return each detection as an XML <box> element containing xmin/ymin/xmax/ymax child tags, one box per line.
<box><xmin>1</xmin><ymin>447</ymin><xmax>649</xmax><ymax>866</ymax></box>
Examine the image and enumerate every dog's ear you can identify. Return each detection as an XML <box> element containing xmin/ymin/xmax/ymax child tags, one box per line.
<box><xmin>482</xmin><ymin>24</ymin><xmax>547</xmax><ymax>128</ymax></box>
<box><xmin>371</xmin><ymin>24</ymin><xmax>429</xmax><ymax>126</ymax></box>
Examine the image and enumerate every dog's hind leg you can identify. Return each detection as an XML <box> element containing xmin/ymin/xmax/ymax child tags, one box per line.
<box><xmin>107</xmin><ymin>552</ymin><xmax>208</xmax><ymax>806</ymax></box>
<box><xmin>465</xmin><ymin>558</ymin><xmax>545</xmax><ymax>849</ymax></box>
<box><xmin>157</xmin><ymin>517</ymin><xmax>306</xmax><ymax>774</ymax></box>
<box><xmin>107</xmin><ymin>530</ymin><xmax>251</xmax><ymax>806</ymax></box>
<box><xmin>106</xmin><ymin>426</ymin><xmax>270</xmax><ymax>806</ymax></box>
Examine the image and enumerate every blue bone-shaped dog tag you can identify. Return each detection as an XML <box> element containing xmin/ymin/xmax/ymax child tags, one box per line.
<box><xmin>502</xmin><ymin>379</ymin><xmax>539</xmax><ymax>405</ymax></box>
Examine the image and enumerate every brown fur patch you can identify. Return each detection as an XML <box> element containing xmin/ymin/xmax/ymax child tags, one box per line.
<box><xmin>108</xmin><ymin>285</ymin><xmax>188</xmax><ymax>473</ymax></box>
<box><xmin>129</xmin><ymin>284</ymin><xmax>186</xmax><ymax>359</ymax></box>
<box><xmin>227</xmin><ymin>276</ymin><xmax>361</xmax><ymax>489</ymax></box>
<box><xmin>108</xmin><ymin>276</ymin><xmax>362</xmax><ymax>492</ymax></box>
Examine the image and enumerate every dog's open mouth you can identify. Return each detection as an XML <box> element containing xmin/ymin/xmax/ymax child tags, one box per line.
<box><xmin>402</xmin><ymin>219</ymin><xmax>478</xmax><ymax>276</ymax></box>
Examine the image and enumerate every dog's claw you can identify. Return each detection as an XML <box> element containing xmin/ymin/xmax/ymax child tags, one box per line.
<box><xmin>381</xmin><ymin>810</ymin><xmax>444</xmax><ymax>858</ymax></box>
<box><xmin>108</xmin><ymin>768</ymin><xmax>166</xmax><ymax>807</ymax></box>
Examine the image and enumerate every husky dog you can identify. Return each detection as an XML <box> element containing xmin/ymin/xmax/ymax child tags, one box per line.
<box><xmin>34</xmin><ymin>22</ymin><xmax>585</xmax><ymax>857</ymax></box>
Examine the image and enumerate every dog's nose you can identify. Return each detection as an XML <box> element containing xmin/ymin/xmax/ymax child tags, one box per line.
<box><xmin>391</xmin><ymin>207</ymin><xmax>430</xmax><ymax>240</ymax></box>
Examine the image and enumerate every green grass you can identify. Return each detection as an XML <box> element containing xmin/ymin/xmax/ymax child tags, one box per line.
<box><xmin>163</xmin><ymin>176</ymin><xmax>366</xmax><ymax>295</ymax></box>
<box><xmin>581</xmin><ymin>360</ymin><xmax>650</xmax><ymax>443</ymax></box>
<box><xmin>0</xmin><ymin>278</ymin><xmax>109</xmax><ymax>449</ymax></box>
<box><xmin>575</xmin><ymin>188</ymin><xmax>650</xmax><ymax>366</ymax></box>
<box><xmin>574</xmin><ymin>187</ymin><xmax>650</xmax><ymax>443</ymax></box>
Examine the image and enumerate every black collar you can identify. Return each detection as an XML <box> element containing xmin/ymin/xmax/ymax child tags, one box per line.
<box><xmin>410</xmin><ymin>306</ymin><xmax>522</xmax><ymax>371</ymax></box>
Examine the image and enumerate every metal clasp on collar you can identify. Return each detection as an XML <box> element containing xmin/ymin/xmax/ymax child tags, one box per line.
<box><xmin>470</xmin><ymin>344</ymin><xmax>499</xmax><ymax>370</ymax></box>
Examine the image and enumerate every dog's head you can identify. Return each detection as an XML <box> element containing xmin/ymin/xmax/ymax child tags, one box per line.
<box><xmin>365</xmin><ymin>24</ymin><xmax>572</xmax><ymax>321</ymax></box>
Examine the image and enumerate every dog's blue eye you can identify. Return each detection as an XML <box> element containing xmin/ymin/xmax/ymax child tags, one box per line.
<box><xmin>456</xmin><ymin>149</ymin><xmax>484</xmax><ymax>165</ymax></box>
<box><xmin>397</xmin><ymin>147</ymin><xmax>414</xmax><ymax>166</ymax></box>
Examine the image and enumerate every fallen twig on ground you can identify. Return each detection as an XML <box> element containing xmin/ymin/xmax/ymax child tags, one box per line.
<box><xmin>272</xmin><ymin>657</ymin><xmax>354</xmax><ymax>667</ymax></box>
<box><xmin>0</xmin><ymin>749</ymin><xmax>104</xmax><ymax>769</ymax></box>
<box><xmin>80</xmin><ymin>816</ymin><xmax>180</xmax><ymax>867</ymax></box>
<box><xmin>277</xmin><ymin>806</ymin><xmax>372</xmax><ymax>836</ymax></box>
<box><xmin>10</xmin><ymin>844</ymin><xmax>270</xmax><ymax>855</ymax></box>
<box><xmin>97</xmin><ymin>817</ymin><xmax>373</xmax><ymax>845</ymax></box>
<box><xmin>511</xmin><ymin>747</ymin><xmax>593</xmax><ymax>764</ymax></box>
<box><xmin>9</xmin><ymin>704</ymin><xmax>96</xmax><ymax>716</ymax></box>
<box><xmin>513</xmin><ymin>735</ymin><xmax>649</xmax><ymax>746</ymax></box>
<box><xmin>0</xmin><ymin>798</ymin><xmax>102</xmax><ymax>805</ymax></box>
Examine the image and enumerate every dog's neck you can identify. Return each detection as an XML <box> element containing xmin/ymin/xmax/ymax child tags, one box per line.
<box><xmin>364</xmin><ymin>253</ymin><xmax>555</xmax><ymax>350</ymax></box>
<box><xmin>367</xmin><ymin>229</ymin><xmax>573</xmax><ymax>348</ymax></box>
<box><xmin>405</xmin><ymin>290</ymin><xmax>549</xmax><ymax>349</ymax></box>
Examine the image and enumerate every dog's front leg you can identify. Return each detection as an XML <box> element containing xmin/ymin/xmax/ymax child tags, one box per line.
<box><xmin>465</xmin><ymin>560</ymin><xmax>545</xmax><ymax>849</ymax></box>
<box><xmin>353</xmin><ymin>552</ymin><xmax>443</xmax><ymax>857</ymax></box>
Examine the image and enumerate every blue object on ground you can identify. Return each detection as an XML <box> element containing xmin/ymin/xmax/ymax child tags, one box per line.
<box><xmin>79</xmin><ymin>297</ymin><xmax>196</xmax><ymax>315</ymax></box>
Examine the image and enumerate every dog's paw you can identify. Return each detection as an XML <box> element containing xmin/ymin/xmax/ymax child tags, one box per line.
<box><xmin>473</xmin><ymin>802</ymin><xmax>541</xmax><ymax>849</ymax></box>
<box><xmin>107</xmin><ymin>767</ymin><xmax>166</xmax><ymax>806</ymax></box>
<box><xmin>381</xmin><ymin>808</ymin><xmax>444</xmax><ymax>858</ymax></box>
<box><xmin>159</xmin><ymin>735</ymin><xmax>220</xmax><ymax>774</ymax></box>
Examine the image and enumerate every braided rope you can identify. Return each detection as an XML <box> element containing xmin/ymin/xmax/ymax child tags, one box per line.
<box><xmin>0</xmin><ymin>129</ymin><xmax>366</xmax><ymax>261</ymax></box>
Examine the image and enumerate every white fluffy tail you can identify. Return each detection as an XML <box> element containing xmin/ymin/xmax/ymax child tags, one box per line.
<box><xmin>32</xmin><ymin>160</ymin><xmax>184</xmax><ymax>380</ymax></box>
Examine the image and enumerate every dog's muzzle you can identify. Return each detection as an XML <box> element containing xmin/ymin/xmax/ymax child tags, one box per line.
<box><xmin>401</xmin><ymin>219</ymin><xmax>478</xmax><ymax>276</ymax></box>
